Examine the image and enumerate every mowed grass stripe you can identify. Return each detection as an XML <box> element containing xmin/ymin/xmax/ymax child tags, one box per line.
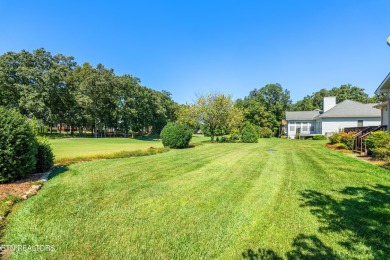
<box><xmin>5</xmin><ymin>139</ymin><xmax>390</xmax><ymax>259</ymax></box>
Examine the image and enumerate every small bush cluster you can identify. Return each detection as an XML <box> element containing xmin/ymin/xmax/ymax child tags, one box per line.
<box><xmin>241</xmin><ymin>122</ymin><xmax>259</xmax><ymax>143</ymax></box>
<box><xmin>160</xmin><ymin>122</ymin><xmax>193</xmax><ymax>148</ymax></box>
<box><xmin>216</xmin><ymin>136</ymin><xmax>230</xmax><ymax>143</ymax></box>
<box><xmin>229</xmin><ymin>129</ymin><xmax>241</xmax><ymax>142</ymax></box>
<box><xmin>366</xmin><ymin>131</ymin><xmax>390</xmax><ymax>160</ymax></box>
<box><xmin>0</xmin><ymin>107</ymin><xmax>55</xmax><ymax>183</ymax></box>
<box><xmin>328</xmin><ymin>132</ymin><xmax>355</xmax><ymax>150</ymax></box>
<box><xmin>259</xmin><ymin>127</ymin><xmax>273</xmax><ymax>138</ymax></box>
<box><xmin>313</xmin><ymin>135</ymin><xmax>327</xmax><ymax>140</ymax></box>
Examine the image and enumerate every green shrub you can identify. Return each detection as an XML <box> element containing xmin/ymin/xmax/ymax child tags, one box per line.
<box><xmin>259</xmin><ymin>127</ymin><xmax>273</xmax><ymax>138</ymax></box>
<box><xmin>229</xmin><ymin>128</ymin><xmax>240</xmax><ymax>142</ymax></box>
<box><xmin>160</xmin><ymin>122</ymin><xmax>193</xmax><ymax>148</ymax></box>
<box><xmin>329</xmin><ymin>132</ymin><xmax>355</xmax><ymax>149</ymax></box>
<box><xmin>335</xmin><ymin>143</ymin><xmax>348</xmax><ymax>150</ymax></box>
<box><xmin>366</xmin><ymin>131</ymin><xmax>390</xmax><ymax>160</ymax></box>
<box><xmin>313</xmin><ymin>135</ymin><xmax>327</xmax><ymax>140</ymax></box>
<box><xmin>217</xmin><ymin>136</ymin><xmax>230</xmax><ymax>143</ymax></box>
<box><xmin>328</xmin><ymin>133</ymin><xmax>341</xmax><ymax>144</ymax></box>
<box><xmin>340</xmin><ymin>132</ymin><xmax>355</xmax><ymax>150</ymax></box>
<box><xmin>35</xmin><ymin>136</ymin><xmax>54</xmax><ymax>173</ymax></box>
<box><xmin>366</xmin><ymin>131</ymin><xmax>390</xmax><ymax>151</ymax></box>
<box><xmin>0</xmin><ymin>107</ymin><xmax>38</xmax><ymax>182</ymax></box>
<box><xmin>241</xmin><ymin>122</ymin><xmax>259</xmax><ymax>143</ymax></box>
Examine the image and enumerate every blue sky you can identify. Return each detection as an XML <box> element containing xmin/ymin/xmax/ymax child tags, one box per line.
<box><xmin>1</xmin><ymin>0</ymin><xmax>389</xmax><ymax>104</ymax></box>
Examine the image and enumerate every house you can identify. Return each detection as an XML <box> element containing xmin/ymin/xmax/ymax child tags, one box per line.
<box><xmin>285</xmin><ymin>97</ymin><xmax>381</xmax><ymax>139</ymax></box>
<box><xmin>374</xmin><ymin>73</ymin><xmax>390</xmax><ymax>131</ymax></box>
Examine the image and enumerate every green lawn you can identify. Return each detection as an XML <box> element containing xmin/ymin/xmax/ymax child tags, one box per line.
<box><xmin>49</xmin><ymin>137</ymin><xmax>163</xmax><ymax>160</ymax></box>
<box><xmin>49</xmin><ymin>134</ymin><xmax>209</xmax><ymax>160</ymax></box>
<box><xmin>6</xmin><ymin>139</ymin><xmax>390</xmax><ymax>259</ymax></box>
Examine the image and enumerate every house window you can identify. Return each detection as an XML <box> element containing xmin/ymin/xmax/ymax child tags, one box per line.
<box><xmin>310</xmin><ymin>125</ymin><xmax>314</xmax><ymax>131</ymax></box>
<box><xmin>302</xmin><ymin>125</ymin><xmax>308</xmax><ymax>131</ymax></box>
<box><xmin>358</xmin><ymin>120</ymin><xmax>363</xmax><ymax>127</ymax></box>
<box><xmin>290</xmin><ymin>125</ymin><xmax>295</xmax><ymax>131</ymax></box>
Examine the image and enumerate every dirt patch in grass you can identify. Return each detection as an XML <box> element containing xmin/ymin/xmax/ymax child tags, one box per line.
<box><xmin>0</xmin><ymin>173</ymin><xmax>46</xmax><ymax>200</ymax></box>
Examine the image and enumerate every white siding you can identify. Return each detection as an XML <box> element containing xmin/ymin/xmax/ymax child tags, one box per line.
<box><xmin>321</xmin><ymin>118</ymin><xmax>381</xmax><ymax>135</ymax></box>
<box><xmin>381</xmin><ymin>106</ymin><xmax>389</xmax><ymax>126</ymax></box>
<box><xmin>387</xmin><ymin>96</ymin><xmax>390</xmax><ymax>132</ymax></box>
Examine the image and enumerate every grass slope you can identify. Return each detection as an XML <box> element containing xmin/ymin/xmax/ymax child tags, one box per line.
<box><xmin>5</xmin><ymin>139</ymin><xmax>390</xmax><ymax>259</ymax></box>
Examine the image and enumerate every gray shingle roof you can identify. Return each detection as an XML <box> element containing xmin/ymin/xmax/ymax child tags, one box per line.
<box><xmin>286</xmin><ymin>111</ymin><xmax>320</xmax><ymax>120</ymax></box>
<box><xmin>315</xmin><ymin>100</ymin><xmax>380</xmax><ymax>118</ymax></box>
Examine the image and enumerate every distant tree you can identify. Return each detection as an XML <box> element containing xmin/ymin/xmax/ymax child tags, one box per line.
<box><xmin>238</xmin><ymin>83</ymin><xmax>291</xmax><ymax>134</ymax></box>
<box><xmin>176</xmin><ymin>103</ymin><xmax>200</xmax><ymax>131</ymax></box>
<box><xmin>179</xmin><ymin>93</ymin><xmax>244</xmax><ymax>141</ymax></box>
<box><xmin>292</xmin><ymin>84</ymin><xmax>376</xmax><ymax>111</ymax></box>
<box><xmin>0</xmin><ymin>48</ymin><xmax>177</xmax><ymax>137</ymax></box>
<box><xmin>199</xmin><ymin>93</ymin><xmax>244</xmax><ymax>141</ymax></box>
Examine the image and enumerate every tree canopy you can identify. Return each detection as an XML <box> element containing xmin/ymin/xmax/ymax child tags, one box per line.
<box><xmin>290</xmin><ymin>84</ymin><xmax>377</xmax><ymax>111</ymax></box>
<box><xmin>236</xmin><ymin>83</ymin><xmax>291</xmax><ymax>134</ymax></box>
<box><xmin>177</xmin><ymin>93</ymin><xmax>244</xmax><ymax>141</ymax></box>
<box><xmin>0</xmin><ymin>48</ymin><xmax>177</xmax><ymax>136</ymax></box>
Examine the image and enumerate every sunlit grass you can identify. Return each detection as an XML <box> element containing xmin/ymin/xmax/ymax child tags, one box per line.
<box><xmin>5</xmin><ymin>139</ymin><xmax>390</xmax><ymax>259</ymax></box>
<box><xmin>50</xmin><ymin>135</ymin><xmax>210</xmax><ymax>162</ymax></box>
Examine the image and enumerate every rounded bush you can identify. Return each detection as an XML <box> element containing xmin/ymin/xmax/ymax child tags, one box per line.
<box><xmin>35</xmin><ymin>136</ymin><xmax>54</xmax><ymax>173</ymax></box>
<box><xmin>313</xmin><ymin>134</ymin><xmax>327</xmax><ymax>140</ymax></box>
<box><xmin>241</xmin><ymin>122</ymin><xmax>259</xmax><ymax>143</ymax></box>
<box><xmin>0</xmin><ymin>107</ymin><xmax>37</xmax><ymax>182</ymax></box>
<box><xmin>160</xmin><ymin>122</ymin><xmax>193</xmax><ymax>148</ymax></box>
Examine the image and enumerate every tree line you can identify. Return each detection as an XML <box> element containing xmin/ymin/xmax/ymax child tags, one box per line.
<box><xmin>0</xmin><ymin>48</ymin><xmax>378</xmax><ymax>138</ymax></box>
<box><xmin>289</xmin><ymin>84</ymin><xmax>379</xmax><ymax>111</ymax></box>
<box><xmin>0</xmin><ymin>48</ymin><xmax>177</xmax><ymax>137</ymax></box>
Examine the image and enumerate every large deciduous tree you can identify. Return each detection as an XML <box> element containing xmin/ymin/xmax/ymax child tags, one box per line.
<box><xmin>237</xmin><ymin>83</ymin><xmax>291</xmax><ymax>134</ymax></box>
<box><xmin>0</xmin><ymin>48</ymin><xmax>177</xmax><ymax>137</ymax></box>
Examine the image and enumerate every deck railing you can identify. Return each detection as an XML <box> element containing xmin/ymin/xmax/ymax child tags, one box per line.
<box><xmin>352</xmin><ymin>125</ymin><xmax>387</xmax><ymax>155</ymax></box>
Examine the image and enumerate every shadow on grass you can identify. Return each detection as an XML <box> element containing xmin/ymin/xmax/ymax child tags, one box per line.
<box><xmin>286</xmin><ymin>234</ymin><xmax>339</xmax><ymax>259</ymax></box>
<box><xmin>242</xmin><ymin>234</ymin><xmax>338</xmax><ymax>259</ymax></box>
<box><xmin>242</xmin><ymin>184</ymin><xmax>389</xmax><ymax>259</ymax></box>
<box><xmin>134</xmin><ymin>135</ymin><xmax>160</xmax><ymax>142</ymax></box>
<box><xmin>299</xmin><ymin>184</ymin><xmax>390</xmax><ymax>258</ymax></box>
<box><xmin>242</xmin><ymin>248</ymin><xmax>283</xmax><ymax>259</ymax></box>
<box><xmin>242</xmin><ymin>248</ymin><xmax>283</xmax><ymax>260</ymax></box>
<box><xmin>48</xmin><ymin>166</ymin><xmax>70</xmax><ymax>180</ymax></box>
